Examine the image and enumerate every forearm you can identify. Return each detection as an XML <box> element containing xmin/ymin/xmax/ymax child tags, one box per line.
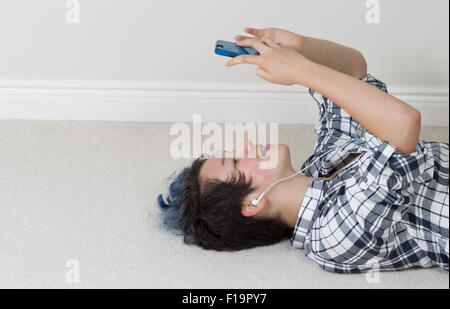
<box><xmin>297</xmin><ymin>35</ymin><xmax>367</xmax><ymax>79</ymax></box>
<box><xmin>298</xmin><ymin>62</ymin><xmax>421</xmax><ymax>154</ymax></box>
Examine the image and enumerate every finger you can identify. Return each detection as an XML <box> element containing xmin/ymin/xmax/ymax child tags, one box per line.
<box><xmin>261</xmin><ymin>37</ymin><xmax>279</xmax><ymax>49</ymax></box>
<box><xmin>235</xmin><ymin>37</ymin><xmax>270</xmax><ymax>54</ymax></box>
<box><xmin>226</xmin><ymin>54</ymin><xmax>263</xmax><ymax>67</ymax></box>
<box><xmin>244</xmin><ymin>27</ymin><xmax>264</xmax><ymax>37</ymax></box>
<box><xmin>234</xmin><ymin>35</ymin><xmax>252</xmax><ymax>41</ymax></box>
<box><xmin>256</xmin><ymin>67</ymin><xmax>271</xmax><ymax>81</ymax></box>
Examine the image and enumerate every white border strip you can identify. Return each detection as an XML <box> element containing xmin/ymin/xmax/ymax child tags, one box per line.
<box><xmin>0</xmin><ymin>80</ymin><xmax>448</xmax><ymax>126</ymax></box>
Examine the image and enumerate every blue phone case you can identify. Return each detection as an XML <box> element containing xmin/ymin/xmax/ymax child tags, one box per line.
<box><xmin>214</xmin><ymin>40</ymin><xmax>260</xmax><ymax>57</ymax></box>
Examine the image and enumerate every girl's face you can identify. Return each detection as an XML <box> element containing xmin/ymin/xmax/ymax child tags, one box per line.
<box><xmin>199</xmin><ymin>139</ymin><xmax>295</xmax><ymax>193</ymax></box>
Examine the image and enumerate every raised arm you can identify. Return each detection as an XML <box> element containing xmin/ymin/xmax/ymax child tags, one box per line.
<box><xmin>294</xmin><ymin>35</ymin><xmax>421</xmax><ymax>154</ymax></box>
<box><xmin>230</xmin><ymin>30</ymin><xmax>421</xmax><ymax>154</ymax></box>
<box><xmin>237</xmin><ymin>28</ymin><xmax>367</xmax><ymax>79</ymax></box>
<box><xmin>296</xmin><ymin>62</ymin><xmax>421</xmax><ymax>154</ymax></box>
<box><xmin>296</xmin><ymin>35</ymin><xmax>368</xmax><ymax>79</ymax></box>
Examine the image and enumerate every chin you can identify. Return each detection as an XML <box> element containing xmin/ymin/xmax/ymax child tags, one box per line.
<box><xmin>268</xmin><ymin>144</ymin><xmax>293</xmax><ymax>175</ymax></box>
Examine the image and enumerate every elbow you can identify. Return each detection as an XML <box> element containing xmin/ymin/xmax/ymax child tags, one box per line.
<box><xmin>409</xmin><ymin>110</ymin><xmax>422</xmax><ymax>138</ymax></box>
<box><xmin>353</xmin><ymin>50</ymin><xmax>368</xmax><ymax>79</ymax></box>
<box><xmin>411</xmin><ymin>109</ymin><xmax>422</xmax><ymax>127</ymax></box>
<box><xmin>359</xmin><ymin>52</ymin><xmax>368</xmax><ymax>77</ymax></box>
<box><xmin>398</xmin><ymin>111</ymin><xmax>421</xmax><ymax>154</ymax></box>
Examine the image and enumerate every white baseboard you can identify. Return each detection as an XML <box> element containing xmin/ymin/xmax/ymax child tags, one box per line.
<box><xmin>0</xmin><ymin>80</ymin><xmax>448</xmax><ymax>126</ymax></box>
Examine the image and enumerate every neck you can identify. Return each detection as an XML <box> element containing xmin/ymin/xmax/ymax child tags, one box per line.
<box><xmin>268</xmin><ymin>172</ymin><xmax>317</xmax><ymax>229</ymax></box>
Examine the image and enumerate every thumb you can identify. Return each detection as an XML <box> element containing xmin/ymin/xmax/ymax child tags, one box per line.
<box><xmin>256</xmin><ymin>67</ymin><xmax>271</xmax><ymax>81</ymax></box>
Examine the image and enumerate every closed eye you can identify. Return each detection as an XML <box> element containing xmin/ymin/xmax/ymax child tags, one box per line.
<box><xmin>233</xmin><ymin>157</ymin><xmax>239</xmax><ymax>169</ymax></box>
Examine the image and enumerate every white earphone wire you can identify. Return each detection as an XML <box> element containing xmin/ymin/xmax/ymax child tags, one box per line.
<box><xmin>251</xmin><ymin>147</ymin><xmax>336</xmax><ymax>205</ymax></box>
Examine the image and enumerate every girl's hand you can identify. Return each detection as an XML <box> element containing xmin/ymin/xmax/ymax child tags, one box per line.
<box><xmin>235</xmin><ymin>27</ymin><xmax>304</xmax><ymax>53</ymax></box>
<box><xmin>226</xmin><ymin>37</ymin><xmax>314</xmax><ymax>86</ymax></box>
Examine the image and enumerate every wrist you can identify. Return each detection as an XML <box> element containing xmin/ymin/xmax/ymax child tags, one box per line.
<box><xmin>293</xmin><ymin>58</ymin><xmax>320</xmax><ymax>87</ymax></box>
<box><xmin>293</xmin><ymin>34</ymin><xmax>306</xmax><ymax>53</ymax></box>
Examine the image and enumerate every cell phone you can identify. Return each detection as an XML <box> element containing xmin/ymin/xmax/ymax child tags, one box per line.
<box><xmin>214</xmin><ymin>40</ymin><xmax>260</xmax><ymax>58</ymax></box>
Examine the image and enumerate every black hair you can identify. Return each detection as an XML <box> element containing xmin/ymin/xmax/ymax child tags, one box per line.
<box><xmin>157</xmin><ymin>157</ymin><xmax>293</xmax><ymax>251</ymax></box>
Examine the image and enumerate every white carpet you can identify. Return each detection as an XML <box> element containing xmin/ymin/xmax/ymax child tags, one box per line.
<box><xmin>0</xmin><ymin>120</ymin><xmax>448</xmax><ymax>289</ymax></box>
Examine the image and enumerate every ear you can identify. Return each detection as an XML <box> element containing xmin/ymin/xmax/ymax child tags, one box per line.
<box><xmin>241</xmin><ymin>197</ymin><xmax>267</xmax><ymax>218</ymax></box>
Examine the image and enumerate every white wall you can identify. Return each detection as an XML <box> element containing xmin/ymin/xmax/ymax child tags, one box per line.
<box><xmin>0</xmin><ymin>0</ymin><xmax>448</xmax><ymax>124</ymax></box>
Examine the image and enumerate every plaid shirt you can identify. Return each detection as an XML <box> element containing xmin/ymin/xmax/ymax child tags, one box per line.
<box><xmin>291</xmin><ymin>74</ymin><xmax>449</xmax><ymax>274</ymax></box>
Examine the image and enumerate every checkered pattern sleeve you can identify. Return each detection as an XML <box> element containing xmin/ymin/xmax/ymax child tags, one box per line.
<box><xmin>308</xmin><ymin>73</ymin><xmax>388</xmax><ymax>155</ymax></box>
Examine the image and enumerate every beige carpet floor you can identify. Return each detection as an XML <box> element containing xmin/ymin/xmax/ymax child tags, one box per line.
<box><xmin>0</xmin><ymin>120</ymin><xmax>448</xmax><ymax>288</ymax></box>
